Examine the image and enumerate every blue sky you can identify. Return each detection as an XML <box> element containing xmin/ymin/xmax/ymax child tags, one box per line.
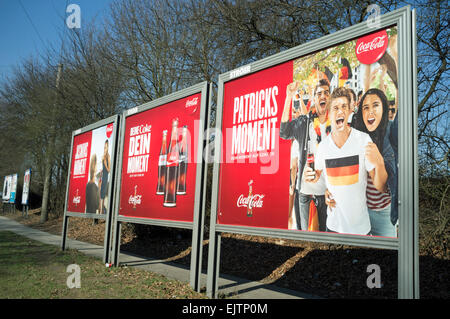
<box><xmin>0</xmin><ymin>0</ymin><xmax>114</xmax><ymax>81</ymax></box>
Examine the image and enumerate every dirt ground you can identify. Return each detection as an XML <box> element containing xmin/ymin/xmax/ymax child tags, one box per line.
<box><xmin>5</xmin><ymin>208</ymin><xmax>449</xmax><ymax>299</ymax></box>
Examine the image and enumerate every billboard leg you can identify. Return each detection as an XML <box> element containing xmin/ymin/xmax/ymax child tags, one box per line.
<box><xmin>61</xmin><ymin>215</ymin><xmax>69</xmax><ymax>251</ymax></box>
<box><xmin>111</xmin><ymin>221</ymin><xmax>122</xmax><ymax>267</ymax></box>
<box><xmin>103</xmin><ymin>211</ymin><xmax>113</xmax><ymax>264</ymax></box>
<box><xmin>398</xmin><ymin>8</ymin><xmax>419</xmax><ymax>299</ymax></box>
<box><xmin>190</xmin><ymin>210</ymin><xmax>205</xmax><ymax>292</ymax></box>
<box><xmin>206</xmin><ymin>232</ymin><xmax>221</xmax><ymax>299</ymax></box>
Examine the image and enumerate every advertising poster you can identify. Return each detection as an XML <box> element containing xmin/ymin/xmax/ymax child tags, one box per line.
<box><xmin>9</xmin><ymin>173</ymin><xmax>18</xmax><ymax>204</ymax></box>
<box><xmin>66</xmin><ymin>122</ymin><xmax>115</xmax><ymax>214</ymax></box>
<box><xmin>118</xmin><ymin>93</ymin><xmax>202</xmax><ymax>223</ymax></box>
<box><xmin>22</xmin><ymin>169</ymin><xmax>31</xmax><ymax>205</ymax></box>
<box><xmin>217</xmin><ymin>27</ymin><xmax>399</xmax><ymax>238</ymax></box>
<box><xmin>2</xmin><ymin>175</ymin><xmax>11</xmax><ymax>202</ymax></box>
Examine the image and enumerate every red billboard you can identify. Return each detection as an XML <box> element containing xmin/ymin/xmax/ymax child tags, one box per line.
<box><xmin>67</xmin><ymin>122</ymin><xmax>115</xmax><ymax>214</ymax></box>
<box><xmin>217</xmin><ymin>27</ymin><xmax>399</xmax><ymax>238</ymax></box>
<box><xmin>118</xmin><ymin>93</ymin><xmax>202</xmax><ymax>223</ymax></box>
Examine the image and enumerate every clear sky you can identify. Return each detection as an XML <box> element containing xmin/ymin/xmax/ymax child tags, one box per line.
<box><xmin>0</xmin><ymin>0</ymin><xmax>114</xmax><ymax>81</ymax></box>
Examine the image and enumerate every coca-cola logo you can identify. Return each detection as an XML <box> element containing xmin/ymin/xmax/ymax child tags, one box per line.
<box><xmin>355</xmin><ymin>30</ymin><xmax>388</xmax><ymax>65</ymax></box>
<box><xmin>128</xmin><ymin>194</ymin><xmax>142</xmax><ymax>206</ymax></box>
<box><xmin>73</xmin><ymin>196</ymin><xmax>81</xmax><ymax>204</ymax></box>
<box><xmin>166</xmin><ymin>153</ymin><xmax>179</xmax><ymax>166</ymax></box>
<box><xmin>106</xmin><ymin>123</ymin><xmax>114</xmax><ymax>138</ymax></box>
<box><xmin>237</xmin><ymin>194</ymin><xmax>265</xmax><ymax>209</ymax></box>
<box><xmin>186</xmin><ymin>97</ymin><xmax>198</xmax><ymax>107</ymax></box>
<box><xmin>185</xmin><ymin>97</ymin><xmax>199</xmax><ymax>114</ymax></box>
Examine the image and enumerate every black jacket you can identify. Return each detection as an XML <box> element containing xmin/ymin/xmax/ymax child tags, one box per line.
<box><xmin>280</xmin><ymin>115</ymin><xmax>310</xmax><ymax>191</ymax></box>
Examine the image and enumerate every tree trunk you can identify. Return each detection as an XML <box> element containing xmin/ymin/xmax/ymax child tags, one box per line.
<box><xmin>40</xmin><ymin>161</ymin><xmax>51</xmax><ymax>223</ymax></box>
<box><xmin>40</xmin><ymin>63</ymin><xmax>62</xmax><ymax>223</ymax></box>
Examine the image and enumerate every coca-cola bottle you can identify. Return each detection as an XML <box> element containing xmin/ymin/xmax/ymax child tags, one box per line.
<box><xmin>132</xmin><ymin>185</ymin><xmax>138</xmax><ymax>209</ymax></box>
<box><xmin>156</xmin><ymin>130</ymin><xmax>168</xmax><ymax>195</ymax></box>
<box><xmin>163</xmin><ymin>119</ymin><xmax>179</xmax><ymax>207</ymax></box>
<box><xmin>247</xmin><ymin>180</ymin><xmax>253</xmax><ymax>217</ymax></box>
<box><xmin>177</xmin><ymin>125</ymin><xmax>188</xmax><ymax>195</ymax></box>
<box><xmin>306</xmin><ymin>140</ymin><xmax>314</xmax><ymax>171</ymax></box>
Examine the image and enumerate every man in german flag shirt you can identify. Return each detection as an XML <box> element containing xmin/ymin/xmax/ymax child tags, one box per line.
<box><xmin>308</xmin><ymin>87</ymin><xmax>388</xmax><ymax>235</ymax></box>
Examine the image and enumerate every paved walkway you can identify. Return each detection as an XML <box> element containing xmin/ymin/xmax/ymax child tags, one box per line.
<box><xmin>0</xmin><ymin>215</ymin><xmax>318</xmax><ymax>299</ymax></box>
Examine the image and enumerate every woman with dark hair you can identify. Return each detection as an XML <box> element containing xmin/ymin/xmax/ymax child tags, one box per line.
<box><xmin>100</xmin><ymin>139</ymin><xmax>111</xmax><ymax>214</ymax></box>
<box><xmin>354</xmin><ymin>88</ymin><xmax>398</xmax><ymax>237</ymax></box>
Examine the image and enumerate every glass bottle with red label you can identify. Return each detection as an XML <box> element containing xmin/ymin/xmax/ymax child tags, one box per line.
<box><xmin>177</xmin><ymin>125</ymin><xmax>188</xmax><ymax>195</ymax></box>
<box><xmin>156</xmin><ymin>130</ymin><xmax>168</xmax><ymax>195</ymax></box>
<box><xmin>306</xmin><ymin>140</ymin><xmax>314</xmax><ymax>171</ymax></box>
<box><xmin>163</xmin><ymin>119</ymin><xmax>179</xmax><ymax>207</ymax></box>
<box><xmin>247</xmin><ymin>180</ymin><xmax>253</xmax><ymax>217</ymax></box>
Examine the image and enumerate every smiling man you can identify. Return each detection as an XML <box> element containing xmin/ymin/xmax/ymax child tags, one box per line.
<box><xmin>307</xmin><ymin>87</ymin><xmax>387</xmax><ymax>235</ymax></box>
<box><xmin>280</xmin><ymin>79</ymin><xmax>331</xmax><ymax>231</ymax></box>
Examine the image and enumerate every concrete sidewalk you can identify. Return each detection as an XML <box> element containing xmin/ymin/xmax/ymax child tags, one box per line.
<box><xmin>0</xmin><ymin>215</ymin><xmax>317</xmax><ymax>299</ymax></box>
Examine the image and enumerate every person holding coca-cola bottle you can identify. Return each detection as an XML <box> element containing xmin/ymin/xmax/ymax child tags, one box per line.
<box><xmin>280</xmin><ymin>78</ymin><xmax>331</xmax><ymax>232</ymax></box>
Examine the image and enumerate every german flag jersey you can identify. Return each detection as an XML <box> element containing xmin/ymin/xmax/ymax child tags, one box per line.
<box><xmin>315</xmin><ymin>128</ymin><xmax>375</xmax><ymax>235</ymax></box>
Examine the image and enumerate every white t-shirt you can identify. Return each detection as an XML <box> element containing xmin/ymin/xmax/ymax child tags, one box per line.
<box><xmin>300</xmin><ymin>121</ymin><xmax>327</xmax><ymax>195</ymax></box>
<box><xmin>315</xmin><ymin>128</ymin><xmax>375</xmax><ymax>235</ymax></box>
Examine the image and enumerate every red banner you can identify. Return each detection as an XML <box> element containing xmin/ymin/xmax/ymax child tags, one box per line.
<box><xmin>217</xmin><ymin>61</ymin><xmax>293</xmax><ymax>229</ymax></box>
<box><xmin>67</xmin><ymin>130</ymin><xmax>92</xmax><ymax>212</ymax></box>
<box><xmin>118</xmin><ymin>93</ymin><xmax>202</xmax><ymax>223</ymax></box>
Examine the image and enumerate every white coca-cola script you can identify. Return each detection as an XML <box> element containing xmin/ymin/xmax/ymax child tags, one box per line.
<box><xmin>236</xmin><ymin>194</ymin><xmax>265</xmax><ymax>209</ymax></box>
<box><xmin>128</xmin><ymin>194</ymin><xmax>142</xmax><ymax>206</ymax></box>
<box><xmin>186</xmin><ymin>97</ymin><xmax>198</xmax><ymax>107</ymax></box>
<box><xmin>356</xmin><ymin>35</ymin><xmax>386</xmax><ymax>54</ymax></box>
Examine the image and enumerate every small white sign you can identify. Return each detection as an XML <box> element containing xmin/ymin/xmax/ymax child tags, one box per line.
<box><xmin>229</xmin><ymin>65</ymin><xmax>251</xmax><ymax>80</ymax></box>
<box><xmin>127</xmin><ymin>107</ymin><xmax>138</xmax><ymax>116</ymax></box>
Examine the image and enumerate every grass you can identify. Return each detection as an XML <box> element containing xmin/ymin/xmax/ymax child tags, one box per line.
<box><xmin>0</xmin><ymin>231</ymin><xmax>207</xmax><ymax>299</ymax></box>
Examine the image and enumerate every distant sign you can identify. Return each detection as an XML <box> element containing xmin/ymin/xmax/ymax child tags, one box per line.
<box><xmin>2</xmin><ymin>175</ymin><xmax>11</xmax><ymax>202</ymax></box>
<box><xmin>9</xmin><ymin>174</ymin><xmax>18</xmax><ymax>204</ymax></box>
<box><xmin>22</xmin><ymin>169</ymin><xmax>31</xmax><ymax>205</ymax></box>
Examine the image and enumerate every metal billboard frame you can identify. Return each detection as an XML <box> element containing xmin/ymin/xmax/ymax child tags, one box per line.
<box><xmin>206</xmin><ymin>6</ymin><xmax>418</xmax><ymax>299</ymax></box>
<box><xmin>61</xmin><ymin>114</ymin><xmax>121</xmax><ymax>264</ymax></box>
<box><xmin>110</xmin><ymin>81</ymin><xmax>210</xmax><ymax>292</ymax></box>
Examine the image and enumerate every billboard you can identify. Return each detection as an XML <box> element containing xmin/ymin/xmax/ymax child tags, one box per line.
<box><xmin>2</xmin><ymin>175</ymin><xmax>11</xmax><ymax>202</ymax></box>
<box><xmin>62</xmin><ymin>115</ymin><xmax>119</xmax><ymax>263</ymax></box>
<box><xmin>207</xmin><ymin>7</ymin><xmax>418</xmax><ymax>299</ymax></box>
<box><xmin>22</xmin><ymin>169</ymin><xmax>31</xmax><ymax>205</ymax></box>
<box><xmin>111</xmin><ymin>82</ymin><xmax>209</xmax><ymax>292</ymax></box>
<box><xmin>66</xmin><ymin>122</ymin><xmax>116</xmax><ymax>215</ymax></box>
<box><xmin>9</xmin><ymin>174</ymin><xmax>18</xmax><ymax>204</ymax></box>
<box><xmin>216</xmin><ymin>27</ymin><xmax>399</xmax><ymax>238</ymax></box>
<box><xmin>117</xmin><ymin>92</ymin><xmax>204</xmax><ymax>223</ymax></box>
